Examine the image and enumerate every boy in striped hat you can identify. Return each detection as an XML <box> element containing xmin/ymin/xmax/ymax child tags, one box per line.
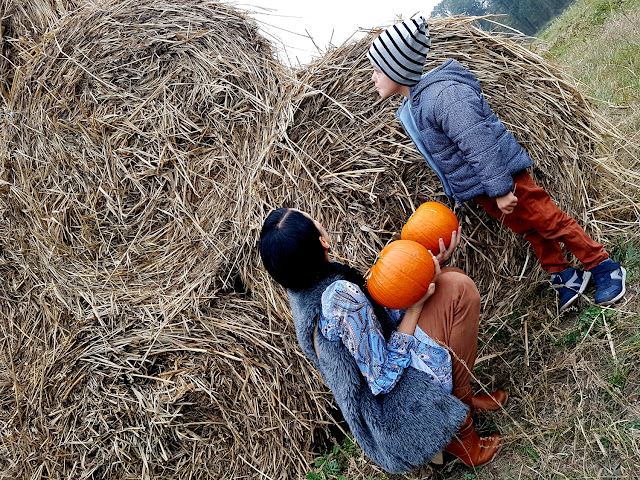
<box><xmin>368</xmin><ymin>17</ymin><xmax>626</xmax><ymax>315</ymax></box>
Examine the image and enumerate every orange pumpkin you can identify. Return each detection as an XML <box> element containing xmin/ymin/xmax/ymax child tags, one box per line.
<box><xmin>366</xmin><ymin>240</ymin><xmax>435</xmax><ymax>309</ymax></box>
<box><xmin>401</xmin><ymin>202</ymin><xmax>459</xmax><ymax>254</ymax></box>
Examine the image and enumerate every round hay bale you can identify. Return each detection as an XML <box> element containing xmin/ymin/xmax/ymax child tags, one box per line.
<box><xmin>251</xmin><ymin>17</ymin><xmax>614</xmax><ymax>317</ymax></box>
<box><xmin>0</xmin><ymin>2</ymin><xmax>320</xmax><ymax>478</ymax></box>
<box><xmin>0</xmin><ymin>265</ymin><xmax>332</xmax><ymax>478</ymax></box>
<box><xmin>240</xmin><ymin>20</ymin><xmax>628</xmax><ymax>474</ymax></box>
<box><xmin>1</xmin><ymin>0</ymin><xmax>287</xmax><ymax>320</ymax></box>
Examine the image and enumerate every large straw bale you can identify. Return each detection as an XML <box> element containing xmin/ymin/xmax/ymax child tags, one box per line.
<box><xmin>0</xmin><ymin>2</ymin><xmax>330</xmax><ymax>477</ymax></box>
<box><xmin>0</xmin><ymin>273</ymin><xmax>331</xmax><ymax>478</ymax></box>
<box><xmin>250</xmin><ymin>17</ymin><xmax>616</xmax><ymax>317</ymax></box>
<box><xmin>238</xmin><ymin>19</ymin><xmax>629</xmax><ymax>474</ymax></box>
<box><xmin>241</xmin><ymin>21</ymin><xmax>635</xmax><ymax>473</ymax></box>
<box><xmin>1</xmin><ymin>0</ymin><xmax>286</xmax><ymax>321</ymax></box>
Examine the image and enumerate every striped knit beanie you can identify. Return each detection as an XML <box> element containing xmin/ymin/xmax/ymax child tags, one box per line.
<box><xmin>367</xmin><ymin>17</ymin><xmax>431</xmax><ymax>86</ymax></box>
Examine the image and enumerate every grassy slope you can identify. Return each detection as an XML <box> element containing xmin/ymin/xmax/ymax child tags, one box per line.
<box><xmin>539</xmin><ymin>0</ymin><xmax>640</xmax><ymax>139</ymax></box>
<box><xmin>307</xmin><ymin>2</ymin><xmax>640</xmax><ymax>479</ymax></box>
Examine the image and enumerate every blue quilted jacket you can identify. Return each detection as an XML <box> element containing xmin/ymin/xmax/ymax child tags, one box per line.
<box><xmin>403</xmin><ymin>59</ymin><xmax>533</xmax><ymax>203</ymax></box>
<box><xmin>287</xmin><ymin>263</ymin><xmax>468</xmax><ymax>474</ymax></box>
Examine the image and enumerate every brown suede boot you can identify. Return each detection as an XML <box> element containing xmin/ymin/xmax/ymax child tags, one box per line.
<box><xmin>444</xmin><ymin>413</ymin><xmax>502</xmax><ymax>466</ymax></box>
<box><xmin>460</xmin><ymin>389</ymin><xmax>508</xmax><ymax>412</ymax></box>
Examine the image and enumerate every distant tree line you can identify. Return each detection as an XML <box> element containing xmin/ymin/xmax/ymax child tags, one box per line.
<box><xmin>431</xmin><ymin>0</ymin><xmax>575</xmax><ymax>35</ymax></box>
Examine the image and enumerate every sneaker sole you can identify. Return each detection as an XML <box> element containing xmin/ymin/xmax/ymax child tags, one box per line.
<box><xmin>596</xmin><ymin>267</ymin><xmax>627</xmax><ymax>305</ymax></box>
<box><xmin>559</xmin><ymin>271</ymin><xmax>592</xmax><ymax>312</ymax></box>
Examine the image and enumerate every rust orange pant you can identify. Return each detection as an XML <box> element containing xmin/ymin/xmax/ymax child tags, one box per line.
<box><xmin>474</xmin><ymin>170</ymin><xmax>608</xmax><ymax>274</ymax></box>
<box><xmin>418</xmin><ymin>267</ymin><xmax>480</xmax><ymax>399</ymax></box>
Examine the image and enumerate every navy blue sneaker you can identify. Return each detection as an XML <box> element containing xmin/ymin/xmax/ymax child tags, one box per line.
<box><xmin>551</xmin><ymin>268</ymin><xmax>591</xmax><ymax>312</ymax></box>
<box><xmin>590</xmin><ymin>259</ymin><xmax>626</xmax><ymax>305</ymax></box>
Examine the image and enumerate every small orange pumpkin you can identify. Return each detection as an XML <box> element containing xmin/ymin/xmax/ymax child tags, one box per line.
<box><xmin>366</xmin><ymin>240</ymin><xmax>435</xmax><ymax>309</ymax></box>
<box><xmin>401</xmin><ymin>202</ymin><xmax>459</xmax><ymax>254</ymax></box>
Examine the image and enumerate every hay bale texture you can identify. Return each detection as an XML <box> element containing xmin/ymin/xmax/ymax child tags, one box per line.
<box><xmin>0</xmin><ymin>0</ymin><xmax>320</xmax><ymax>478</ymax></box>
<box><xmin>0</xmin><ymin>5</ymin><xmax>630</xmax><ymax>479</ymax></box>
<box><xmin>2</xmin><ymin>0</ymin><xmax>286</xmax><ymax>319</ymax></box>
<box><xmin>0</xmin><ymin>0</ymin><xmax>81</xmax><ymax>100</ymax></box>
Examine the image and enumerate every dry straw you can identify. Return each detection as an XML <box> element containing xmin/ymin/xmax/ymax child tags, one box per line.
<box><xmin>1</xmin><ymin>2</ymin><xmax>638</xmax><ymax>479</ymax></box>
<box><xmin>1</xmin><ymin>0</ymin><xmax>312</xmax><ymax>477</ymax></box>
<box><xmin>1</xmin><ymin>0</ymin><xmax>80</xmax><ymax>100</ymax></box>
<box><xmin>3</xmin><ymin>0</ymin><xmax>287</xmax><ymax>319</ymax></box>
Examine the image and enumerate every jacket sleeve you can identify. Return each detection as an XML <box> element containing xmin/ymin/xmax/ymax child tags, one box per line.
<box><xmin>433</xmin><ymin>83</ymin><xmax>515</xmax><ymax>198</ymax></box>
<box><xmin>319</xmin><ymin>280</ymin><xmax>415</xmax><ymax>396</ymax></box>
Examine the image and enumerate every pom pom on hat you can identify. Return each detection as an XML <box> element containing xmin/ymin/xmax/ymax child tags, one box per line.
<box><xmin>367</xmin><ymin>16</ymin><xmax>431</xmax><ymax>87</ymax></box>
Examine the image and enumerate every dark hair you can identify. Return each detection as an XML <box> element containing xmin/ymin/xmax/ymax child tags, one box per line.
<box><xmin>259</xmin><ymin>208</ymin><xmax>327</xmax><ymax>291</ymax></box>
<box><xmin>260</xmin><ymin>209</ymin><xmax>396</xmax><ymax>339</ymax></box>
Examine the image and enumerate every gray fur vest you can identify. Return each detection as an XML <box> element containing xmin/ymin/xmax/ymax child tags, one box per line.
<box><xmin>287</xmin><ymin>264</ymin><xmax>468</xmax><ymax>474</ymax></box>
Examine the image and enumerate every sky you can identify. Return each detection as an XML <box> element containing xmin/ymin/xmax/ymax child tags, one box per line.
<box><xmin>239</xmin><ymin>1</ymin><xmax>441</xmax><ymax>66</ymax></box>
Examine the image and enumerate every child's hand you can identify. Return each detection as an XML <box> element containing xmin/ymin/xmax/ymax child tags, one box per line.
<box><xmin>428</xmin><ymin>227</ymin><xmax>462</xmax><ymax>265</ymax></box>
<box><xmin>497</xmin><ymin>192</ymin><xmax>518</xmax><ymax>214</ymax></box>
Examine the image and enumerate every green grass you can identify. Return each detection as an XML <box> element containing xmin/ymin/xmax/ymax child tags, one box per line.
<box><xmin>612</xmin><ymin>236</ymin><xmax>640</xmax><ymax>278</ymax></box>
<box><xmin>539</xmin><ymin>0</ymin><xmax>640</xmax><ymax>133</ymax></box>
<box><xmin>556</xmin><ymin>305</ymin><xmax>617</xmax><ymax>348</ymax></box>
<box><xmin>541</xmin><ymin>0</ymin><xmax>640</xmax><ymax>45</ymax></box>
<box><xmin>306</xmin><ymin>436</ymin><xmax>383</xmax><ymax>480</ymax></box>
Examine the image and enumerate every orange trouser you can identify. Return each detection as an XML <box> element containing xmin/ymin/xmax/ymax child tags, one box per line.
<box><xmin>474</xmin><ymin>170</ymin><xmax>608</xmax><ymax>274</ymax></box>
<box><xmin>418</xmin><ymin>267</ymin><xmax>480</xmax><ymax>400</ymax></box>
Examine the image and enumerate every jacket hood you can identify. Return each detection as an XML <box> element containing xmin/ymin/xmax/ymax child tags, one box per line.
<box><xmin>411</xmin><ymin>59</ymin><xmax>481</xmax><ymax>97</ymax></box>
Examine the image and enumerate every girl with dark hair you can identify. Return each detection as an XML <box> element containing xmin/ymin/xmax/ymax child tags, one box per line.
<box><xmin>259</xmin><ymin>208</ymin><xmax>507</xmax><ymax>472</ymax></box>
<box><xmin>259</xmin><ymin>208</ymin><xmax>330</xmax><ymax>291</ymax></box>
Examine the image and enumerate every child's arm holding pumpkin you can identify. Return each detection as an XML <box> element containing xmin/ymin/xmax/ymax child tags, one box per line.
<box><xmin>319</xmin><ymin>256</ymin><xmax>442</xmax><ymax>396</ymax></box>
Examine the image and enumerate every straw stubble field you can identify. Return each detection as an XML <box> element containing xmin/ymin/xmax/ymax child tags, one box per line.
<box><xmin>0</xmin><ymin>1</ymin><xmax>639</xmax><ymax>479</ymax></box>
